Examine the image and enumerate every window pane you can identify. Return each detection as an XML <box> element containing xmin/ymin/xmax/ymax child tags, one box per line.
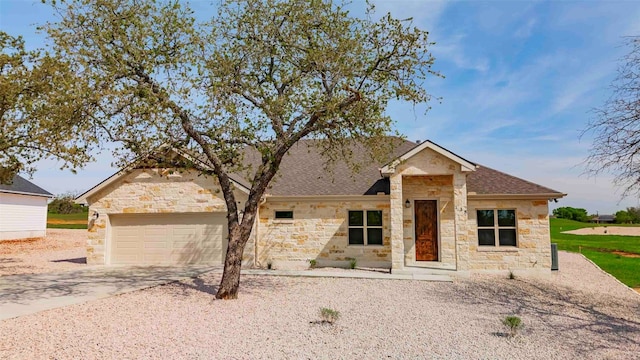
<box><xmin>367</xmin><ymin>210</ymin><xmax>383</xmax><ymax>226</ymax></box>
<box><xmin>349</xmin><ymin>228</ymin><xmax>364</xmax><ymax>245</ymax></box>
<box><xmin>497</xmin><ymin>210</ymin><xmax>516</xmax><ymax>227</ymax></box>
<box><xmin>367</xmin><ymin>228</ymin><xmax>383</xmax><ymax>245</ymax></box>
<box><xmin>477</xmin><ymin>210</ymin><xmax>494</xmax><ymax>227</ymax></box>
<box><xmin>499</xmin><ymin>229</ymin><xmax>517</xmax><ymax>246</ymax></box>
<box><xmin>275</xmin><ymin>211</ymin><xmax>293</xmax><ymax>219</ymax></box>
<box><xmin>478</xmin><ymin>229</ymin><xmax>495</xmax><ymax>246</ymax></box>
<box><xmin>349</xmin><ymin>211</ymin><xmax>363</xmax><ymax>226</ymax></box>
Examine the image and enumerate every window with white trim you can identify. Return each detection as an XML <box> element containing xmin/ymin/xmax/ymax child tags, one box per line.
<box><xmin>348</xmin><ymin>210</ymin><xmax>383</xmax><ymax>245</ymax></box>
<box><xmin>477</xmin><ymin>209</ymin><xmax>517</xmax><ymax>247</ymax></box>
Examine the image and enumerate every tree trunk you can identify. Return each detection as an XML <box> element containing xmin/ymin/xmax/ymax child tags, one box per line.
<box><xmin>216</xmin><ymin>227</ymin><xmax>247</xmax><ymax>299</ymax></box>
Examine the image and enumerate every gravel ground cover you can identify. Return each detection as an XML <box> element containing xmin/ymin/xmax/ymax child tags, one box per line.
<box><xmin>1</xmin><ymin>251</ymin><xmax>638</xmax><ymax>360</ymax></box>
<box><xmin>0</xmin><ymin>229</ymin><xmax>87</xmax><ymax>276</ymax></box>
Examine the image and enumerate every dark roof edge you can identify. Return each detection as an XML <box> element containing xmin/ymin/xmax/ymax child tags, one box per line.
<box><xmin>0</xmin><ymin>189</ymin><xmax>54</xmax><ymax>198</ymax></box>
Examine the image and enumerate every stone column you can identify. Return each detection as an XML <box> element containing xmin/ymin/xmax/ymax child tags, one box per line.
<box><xmin>453</xmin><ymin>172</ymin><xmax>470</xmax><ymax>271</ymax></box>
<box><xmin>390</xmin><ymin>174</ymin><xmax>405</xmax><ymax>272</ymax></box>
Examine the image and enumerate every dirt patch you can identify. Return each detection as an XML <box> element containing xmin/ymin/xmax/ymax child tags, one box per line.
<box><xmin>562</xmin><ymin>226</ymin><xmax>640</xmax><ymax>236</ymax></box>
<box><xmin>0</xmin><ymin>230</ymin><xmax>84</xmax><ymax>255</ymax></box>
<box><xmin>47</xmin><ymin>219</ymin><xmax>86</xmax><ymax>225</ymax></box>
<box><xmin>611</xmin><ymin>250</ymin><xmax>640</xmax><ymax>258</ymax></box>
<box><xmin>0</xmin><ymin>229</ymin><xmax>87</xmax><ymax>276</ymax></box>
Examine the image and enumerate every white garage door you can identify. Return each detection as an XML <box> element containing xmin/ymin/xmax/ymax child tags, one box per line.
<box><xmin>109</xmin><ymin>213</ymin><xmax>227</xmax><ymax>265</ymax></box>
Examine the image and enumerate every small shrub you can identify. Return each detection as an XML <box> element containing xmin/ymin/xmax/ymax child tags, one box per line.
<box><xmin>508</xmin><ymin>271</ymin><xmax>515</xmax><ymax>280</ymax></box>
<box><xmin>308</xmin><ymin>259</ymin><xmax>317</xmax><ymax>269</ymax></box>
<box><xmin>348</xmin><ymin>258</ymin><xmax>357</xmax><ymax>269</ymax></box>
<box><xmin>319</xmin><ymin>307</ymin><xmax>340</xmax><ymax>324</ymax></box>
<box><xmin>502</xmin><ymin>315</ymin><xmax>523</xmax><ymax>337</ymax></box>
<box><xmin>267</xmin><ymin>261</ymin><xmax>273</xmax><ymax>270</ymax></box>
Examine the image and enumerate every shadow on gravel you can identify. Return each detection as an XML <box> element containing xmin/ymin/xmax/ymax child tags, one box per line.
<box><xmin>168</xmin><ymin>274</ymin><xmax>281</xmax><ymax>299</ymax></box>
<box><xmin>51</xmin><ymin>257</ymin><xmax>87</xmax><ymax>264</ymax></box>
<box><xmin>0</xmin><ymin>266</ymin><xmax>221</xmax><ymax>306</ymax></box>
<box><xmin>454</xmin><ymin>278</ymin><xmax>640</xmax><ymax>356</ymax></box>
<box><xmin>0</xmin><ymin>258</ymin><xmax>19</xmax><ymax>264</ymax></box>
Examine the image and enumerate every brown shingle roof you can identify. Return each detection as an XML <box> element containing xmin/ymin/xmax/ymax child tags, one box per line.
<box><xmin>467</xmin><ymin>165</ymin><xmax>562</xmax><ymax>196</ymax></box>
<box><xmin>236</xmin><ymin>138</ymin><xmax>415</xmax><ymax>196</ymax></box>
<box><xmin>230</xmin><ymin>138</ymin><xmax>564</xmax><ymax>197</ymax></box>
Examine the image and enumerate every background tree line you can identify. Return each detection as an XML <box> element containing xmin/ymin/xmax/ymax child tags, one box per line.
<box><xmin>553</xmin><ymin>206</ymin><xmax>640</xmax><ymax>224</ymax></box>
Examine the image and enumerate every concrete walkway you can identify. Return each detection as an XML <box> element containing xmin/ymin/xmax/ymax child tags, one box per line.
<box><xmin>0</xmin><ymin>265</ymin><xmax>220</xmax><ymax>321</ymax></box>
<box><xmin>242</xmin><ymin>268</ymin><xmax>454</xmax><ymax>282</ymax></box>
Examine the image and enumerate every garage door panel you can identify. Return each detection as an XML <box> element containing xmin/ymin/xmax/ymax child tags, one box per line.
<box><xmin>109</xmin><ymin>213</ymin><xmax>227</xmax><ymax>265</ymax></box>
<box><xmin>170</xmin><ymin>247</ymin><xmax>221</xmax><ymax>263</ymax></box>
<box><xmin>111</xmin><ymin>253</ymin><xmax>139</xmax><ymax>264</ymax></box>
<box><xmin>143</xmin><ymin>241</ymin><xmax>168</xmax><ymax>249</ymax></box>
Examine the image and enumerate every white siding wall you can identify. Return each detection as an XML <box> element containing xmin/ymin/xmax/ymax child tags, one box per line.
<box><xmin>0</xmin><ymin>193</ymin><xmax>48</xmax><ymax>240</ymax></box>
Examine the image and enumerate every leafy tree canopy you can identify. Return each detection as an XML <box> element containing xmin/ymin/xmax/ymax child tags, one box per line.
<box><xmin>553</xmin><ymin>206</ymin><xmax>590</xmax><ymax>222</ymax></box>
<box><xmin>42</xmin><ymin>0</ymin><xmax>439</xmax><ymax>298</ymax></box>
<box><xmin>0</xmin><ymin>31</ymin><xmax>95</xmax><ymax>184</ymax></box>
<box><xmin>48</xmin><ymin>192</ymin><xmax>87</xmax><ymax>214</ymax></box>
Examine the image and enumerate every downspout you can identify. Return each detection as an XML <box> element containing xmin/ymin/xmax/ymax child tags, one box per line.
<box><xmin>254</xmin><ymin>196</ymin><xmax>268</xmax><ymax>268</ymax></box>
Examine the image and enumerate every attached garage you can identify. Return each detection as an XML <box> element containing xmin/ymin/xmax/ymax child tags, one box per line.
<box><xmin>76</xmin><ymin>164</ymin><xmax>251</xmax><ymax>266</ymax></box>
<box><xmin>108</xmin><ymin>213</ymin><xmax>227</xmax><ymax>265</ymax></box>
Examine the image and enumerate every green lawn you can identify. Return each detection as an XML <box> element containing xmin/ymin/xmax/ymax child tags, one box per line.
<box><xmin>550</xmin><ymin>218</ymin><xmax>640</xmax><ymax>288</ymax></box>
<box><xmin>47</xmin><ymin>211</ymin><xmax>88</xmax><ymax>229</ymax></box>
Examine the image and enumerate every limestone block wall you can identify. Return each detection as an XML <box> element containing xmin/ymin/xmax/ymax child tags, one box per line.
<box><xmin>401</xmin><ymin>175</ymin><xmax>456</xmax><ymax>268</ymax></box>
<box><xmin>394</xmin><ymin>149</ymin><xmax>459</xmax><ymax>176</ymax></box>
<box><xmin>390</xmin><ymin>148</ymin><xmax>466</xmax><ymax>271</ymax></box>
<box><xmin>257</xmin><ymin>197</ymin><xmax>391</xmax><ymax>268</ymax></box>
<box><xmin>466</xmin><ymin>199</ymin><xmax>552</xmax><ymax>271</ymax></box>
<box><xmin>86</xmin><ymin>169</ymin><xmax>253</xmax><ymax>265</ymax></box>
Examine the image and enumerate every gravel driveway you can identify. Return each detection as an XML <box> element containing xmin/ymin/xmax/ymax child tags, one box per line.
<box><xmin>1</xmin><ymin>251</ymin><xmax>638</xmax><ymax>359</ymax></box>
<box><xmin>0</xmin><ymin>229</ymin><xmax>87</xmax><ymax>276</ymax></box>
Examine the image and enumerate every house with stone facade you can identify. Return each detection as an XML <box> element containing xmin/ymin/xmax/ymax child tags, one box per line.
<box><xmin>76</xmin><ymin>139</ymin><xmax>565</xmax><ymax>275</ymax></box>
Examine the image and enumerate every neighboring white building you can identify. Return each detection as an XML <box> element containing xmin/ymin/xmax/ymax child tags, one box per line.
<box><xmin>0</xmin><ymin>175</ymin><xmax>53</xmax><ymax>241</ymax></box>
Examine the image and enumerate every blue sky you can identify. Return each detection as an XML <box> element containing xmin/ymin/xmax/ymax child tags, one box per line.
<box><xmin>2</xmin><ymin>0</ymin><xmax>640</xmax><ymax>214</ymax></box>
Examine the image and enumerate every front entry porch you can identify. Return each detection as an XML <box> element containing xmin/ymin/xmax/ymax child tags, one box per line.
<box><xmin>389</xmin><ymin>172</ymin><xmax>470</xmax><ymax>273</ymax></box>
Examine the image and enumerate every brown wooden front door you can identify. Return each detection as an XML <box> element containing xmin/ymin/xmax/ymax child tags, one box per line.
<box><xmin>414</xmin><ymin>200</ymin><xmax>438</xmax><ymax>261</ymax></box>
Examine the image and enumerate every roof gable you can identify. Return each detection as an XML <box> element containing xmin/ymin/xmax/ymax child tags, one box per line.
<box><xmin>380</xmin><ymin>140</ymin><xmax>477</xmax><ymax>175</ymax></box>
<box><xmin>0</xmin><ymin>175</ymin><xmax>53</xmax><ymax>197</ymax></box>
<box><xmin>75</xmin><ymin>148</ymin><xmax>250</xmax><ymax>203</ymax></box>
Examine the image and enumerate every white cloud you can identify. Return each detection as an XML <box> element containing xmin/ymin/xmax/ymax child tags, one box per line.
<box><xmin>513</xmin><ymin>17</ymin><xmax>537</xmax><ymax>38</ymax></box>
<box><xmin>371</xmin><ymin>0</ymin><xmax>448</xmax><ymax>27</ymax></box>
<box><xmin>551</xmin><ymin>61</ymin><xmax>615</xmax><ymax>114</ymax></box>
<box><xmin>432</xmin><ymin>33</ymin><xmax>490</xmax><ymax>72</ymax></box>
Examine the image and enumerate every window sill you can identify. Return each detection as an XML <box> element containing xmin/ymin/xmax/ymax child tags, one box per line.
<box><xmin>273</xmin><ymin>219</ymin><xmax>294</xmax><ymax>224</ymax></box>
<box><xmin>347</xmin><ymin>244</ymin><xmax>386</xmax><ymax>248</ymax></box>
<box><xmin>477</xmin><ymin>246</ymin><xmax>519</xmax><ymax>252</ymax></box>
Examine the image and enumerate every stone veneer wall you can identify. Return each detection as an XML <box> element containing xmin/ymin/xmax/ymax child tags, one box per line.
<box><xmin>86</xmin><ymin>169</ymin><xmax>253</xmax><ymax>265</ymax></box>
<box><xmin>401</xmin><ymin>175</ymin><xmax>456</xmax><ymax>268</ymax></box>
<box><xmin>466</xmin><ymin>199</ymin><xmax>552</xmax><ymax>271</ymax></box>
<box><xmin>257</xmin><ymin>197</ymin><xmax>391</xmax><ymax>268</ymax></box>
